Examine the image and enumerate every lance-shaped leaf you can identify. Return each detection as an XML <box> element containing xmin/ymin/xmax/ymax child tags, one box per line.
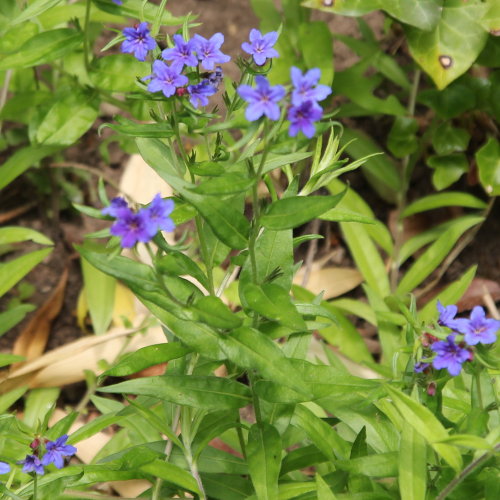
<box><xmin>399</xmin><ymin>425</ymin><xmax>427</xmax><ymax>500</ymax></box>
<box><xmin>476</xmin><ymin>137</ymin><xmax>500</xmax><ymax>196</ymax></box>
<box><xmin>191</xmin><ymin>296</ymin><xmax>243</xmax><ymax>330</ymax></box>
<box><xmin>247</xmin><ymin>423</ymin><xmax>282</xmax><ymax>500</ymax></box>
<box><xmin>260</xmin><ymin>193</ymin><xmax>345</xmax><ymax>230</ymax></box>
<box><xmin>99</xmin><ymin>375</ymin><xmax>251</xmax><ymax>410</ymax></box>
<box><xmin>242</xmin><ymin>283</ymin><xmax>306</xmax><ymax>330</ymax></box>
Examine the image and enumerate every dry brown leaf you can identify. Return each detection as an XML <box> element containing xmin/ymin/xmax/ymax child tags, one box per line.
<box><xmin>456</xmin><ymin>278</ymin><xmax>500</xmax><ymax>312</ymax></box>
<box><xmin>294</xmin><ymin>265</ymin><xmax>363</xmax><ymax>299</ymax></box>
<box><xmin>11</xmin><ymin>267</ymin><xmax>68</xmax><ymax>367</ymax></box>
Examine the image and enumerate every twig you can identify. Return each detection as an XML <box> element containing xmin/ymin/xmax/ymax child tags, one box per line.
<box><xmin>0</xmin><ymin>201</ymin><xmax>37</xmax><ymax>224</ymax></box>
<box><xmin>50</xmin><ymin>162</ymin><xmax>122</xmax><ymax>192</ymax></box>
<box><xmin>482</xmin><ymin>284</ymin><xmax>500</xmax><ymax>319</ymax></box>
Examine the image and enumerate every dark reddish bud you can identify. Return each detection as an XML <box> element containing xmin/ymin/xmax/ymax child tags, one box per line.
<box><xmin>422</xmin><ymin>333</ymin><xmax>438</xmax><ymax>347</ymax></box>
<box><xmin>176</xmin><ymin>87</ymin><xmax>188</xmax><ymax>97</ymax></box>
<box><xmin>427</xmin><ymin>382</ymin><xmax>436</xmax><ymax>397</ymax></box>
<box><xmin>29</xmin><ymin>438</ymin><xmax>40</xmax><ymax>450</ymax></box>
<box><xmin>468</xmin><ymin>350</ymin><xmax>474</xmax><ymax>362</ymax></box>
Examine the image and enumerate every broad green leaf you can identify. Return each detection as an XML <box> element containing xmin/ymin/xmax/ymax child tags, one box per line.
<box><xmin>320</xmin><ymin>208</ymin><xmax>376</xmax><ymax>224</ymax></box>
<box><xmin>9</xmin><ymin>0</ymin><xmax>63</xmax><ymax>25</ymax></box>
<box><xmin>432</xmin><ymin>123</ymin><xmax>470</xmax><ymax>155</ymax></box>
<box><xmin>140</xmin><ymin>460</ymin><xmax>200</xmax><ymax>494</ymax></box>
<box><xmin>316</xmin><ymin>474</ymin><xmax>338</xmax><ymax>499</ymax></box>
<box><xmin>81</xmin><ymin>259</ymin><xmax>116</xmax><ymax>335</ymax></box>
<box><xmin>242</xmin><ymin>283</ymin><xmax>306</xmax><ymax>330</ymax></box>
<box><xmin>385</xmin><ymin>385</ymin><xmax>462</xmax><ymax>471</ymax></box>
<box><xmin>67</xmin><ymin>412</ymin><xmax>123</xmax><ymax>444</ymax></box>
<box><xmin>418</xmin><ymin>81</ymin><xmax>476</xmax><ymax>119</ymax></box>
<box><xmin>299</xmin><ymin>21</ymin><xmax>334</xmax><ymax>85</ymax></box>
<box><xmin>476</xmin><ymin>137</ymin><xmax>500</xmax><ymax>196</ymax></box>
<box><xmin>36</xmin><ymin>89</ymin><xmax>99</xmax><ymax>146</ymax></box>
<box><xmin>0</xmin><ymin>227</ymin><xmax>53</xmax><ymax>246</ymax></box>
<box><xmin>247</xmin><ymin>423</ymin><xmax>282</xmax><ymax>500</ymax></box>
<box><xmin>23</xmin><ymin>388</ymin><xmax>59</xmax><ymax>429</ymax></box>
<box><xmin>220</xmin><ymin>327</ymin><xmax>311</xmax><ymax>396</ymax></box>
<box><xmin>427</xmin><ymin>153</ymin><xmax>469</xmax><ymax>191</ymax></box>
<box><xmin>399</xmin><ymin>425</ymin><xmax>427</xmax><ymax>500</ymax></box>
<box><xmin>419</xmin><ymin>265</ymin><xmax>476</xmax><ymax>322</ymax></box>
<box><xmin>302</xmin><ymin>0</ymin><xmax>380</xmax><ymax>17</ymax></box>
<box><xmin>0</xmin><ymin>248</ymin><xmax>52</xmax><ymax>299</ymax></box>
<box><xmin>0</xmin><ymin>386</ymin><xmax>28</xmax><ymax>414</ymax></box>
<box><xmin>136</xmin><ymin>137</ymin><xmax>182</xmax><ymax>178</ymax></box>
<box><xmin>0</xmin><ymin>22</ymin><xmax>39</xmax><ymax>54</ymax></box>
<box><xmin>157</xmin><ymin>251</ymin><xmax>208</xmax><ymax>290</ymax></box>
<box><xmin>260</xmin><ymin>152</ymin><xmax>313</xmax><ymax>176</ymax></box>
<box><xmin>382</xmin><ymin>0</ymin><xmax>442</xmax><ymax>30</ymax></box>
<box><xmin>0</xmin><ymin>353</ymin><xmax>25</xmax><ymax>368</ymax></box>
<box><xmin>335</xmin><ymin>452</ymin><xmax>398</xmax><ymax>477</ymax></box>
<box><xmin>277</xmin><ymin>483</ymin><xmax>317</xmax><ymax>500</ymax></box>
<box><xmin>102</xmin><ymin>116</ymin><xmax>174</xmax><ymax>138</ymax></box>
<box><xmin>402</xmin><ymin>192</ymin><xmax>487</xmax><ymax>217</ymax></box>
<box><xmin>387</xmin><ymin>116</ymin><xmax>418</xmax><ymax>158</ymax></box>
<box><xmin>104</xmin><ymin>343</ymin><xmax>191</xmax><ymax>377</ymax></box>
<box><xmin>202</xmin><ymin>473</ymin><xmax>253</xmax><ymax>500</ymax></box>
<box><xmin>90</xmin><ymin>55</ymin><xmax>149</xmax><ymax>92</ymax></box>
<box><xmin>189</xmin><ymin>174</ymin><xmax>254</xmax><ymax>196</ymax></box>
<box><xmin>261</xmin><ymin>193</ymin><xmax>345</xmax><ymax>230</ymax></box>
<box><xmin>293</xmin><ymin>404</ymin><xmax>350</xmax><ymax>460</ymax></box>
<box><xmin>0</xmin><ymin>29</ymin><xmax>83</xmax><ymax>70</ymax></box>
<box><xmin>339</xmin><ymin>129</ymin><xmax>400</xmax><ymax>203</ymax></box>
<box><xmin>406</xmin><ymin>2</ymin><xmax>488</xmax><ymax>89</ymax></box>
<box><xmin>396</xmin><ymin>215</ymin><xmax>483</xmax><ymax>295</ymax></box>
<box><xmin>479</xmin><ymin>0</ymin><xmax>500</xmax><ymax>32</ymax></box>
<box><xmin>0</xmin><ymin>145</ymin><xmax>61</xmax><ymax>190</ymax></box>
<box><xmin>280</xmin><ymin>445</ymin><xmax>326</xmax><ymax>476</ymax></box>
<box><xmin>99</xmin><ymin>375</ymin><xmax>251</xmax><ymax>410</ymax></box>
<box><xmin>192</xmin><ymin>296</ymin><xmax>243</xmax><ymax>329</ymax></box>
<box><xmin>436</xmin><ymin>434</ymin><xmax>493</xmax><ymax>450</ymax></box>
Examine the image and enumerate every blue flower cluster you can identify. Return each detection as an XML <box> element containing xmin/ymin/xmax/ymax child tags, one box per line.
<box><xmin>6</xmin><ymin>435</ymin><xmax>78</xmax><ymax>476</ymax></box>
<box><xmin>102</xmin><ymin>194</ymin><xmax>175</xmax><ymax>248</ymax></box>
<box><xmin>415</xmin><ymin>301</ymin><xmax>499</xmax><ymax>376</ymax></box>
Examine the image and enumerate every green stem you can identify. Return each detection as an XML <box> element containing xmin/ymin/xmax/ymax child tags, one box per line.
<box><xmin>152</xmin><ymin>0</ymin><xmax>169</xmax><ymax>37</ymax></box>
<box><xmin>435</xmin><ymin>443</ymin><xmax>500</xmax><ymax>500</ymax></box>
<box><xmin>83</xmin><ymin>0</ymin><xmax>92</xmax><ymax>72</ymax></box>
<box><xmin>475</xmin><ymin>371</ymin><xmax>484</xmax><ymax>410</ymax></box>
<box><xmin>33</xmin><ymin>474</ymin><xmax>38</xmax><ymax>500</ymax></box>
<box><xmin>390</xmin><ymin>69</ymin><xmax>421</xmax><ymax>293</ymax></box>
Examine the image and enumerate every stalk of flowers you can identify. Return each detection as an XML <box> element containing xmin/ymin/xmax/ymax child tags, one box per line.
<box><xmin>414</xmin><ymin>301</ymin><xmax>499</xmax><ymax>376</ymax></box>
<box><xmin>102</xmin><ymin>195</ymin><xmax>175</xmax><ymax>249</ymax></box>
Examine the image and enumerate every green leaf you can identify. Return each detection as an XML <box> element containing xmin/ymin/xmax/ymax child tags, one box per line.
<box><xmin>396</xmin><ymin>215</ymin><xmax>483</xmax><ymax>295</ymax></box>
<box><xmin>192</xmin><ymin>296</ymin><xmax>243</xmax><ymax>329</ymax></box>
<box><xmin>292</xmin><ymin>404</ymin><xmax>350</xmax><ymax>460</ymax></box>
<box><xmin>247</xmin><ymin>423</ymin><xmax>282</xmax><ymax>500</ymax></box>
<box><xmin>0</xmin><ymin>386</ymin><xmax>28</xmax><ymax>414</ymax></box>
<box><xmin>81</xmin><ymin>258</ymin><xmax>116</xmax><ymax>335</ymax></box>
<box><xmin>157</xmin><ymin>251</ymin><xmax>208</xmax><ymax>290</ymax></box>
<box><xmin>406</xmin><ymin>2</ymin><xmax>488</xmax><ymax>89</ymax></box>
<box><xmin>98</xmin><ymin>375</ymin><xmax>251</xmax><ymax>410</ymax></box>
<box><xmin>316</xmin><ymin>474</ymin><xmax>338</xmax><ymax>499</ymax></box>
<box><xmin>299</xmin><ymin>21</ymin><xmax>334</xmax><ymax>85</ymax></box>
<box><xmin>104</xmin><ymin>343</ymin><xmax>191</xmax><ymax>377</ymax></box>
<box><xmin>0</xmin><ymin>248</ymin><xmax>52</xmax><ymax>299</ymax></box>
<box><xmin>67</xmin><ymin>412</ymin><xmax>123</xmax><ymax>444</ymax></box>
<box><xmin>399</xmin><ymin>425</ymin><xmax>427</xmax><ymax>500</ymax></box>
<box><xmin>90</xmin><ymin>55</ymin><xmax>149</xmax><ymax>92</ymax></box>
<box><xmin>102</xmin><ymin>116</ymin><xmax>174</xmax><ymax>138</ymax></box>
<box><xmin>0</xmin><ymin>145</ymin><xmax>61</xmax><ymax>190</ymax></box>
<box><xmin>261</xmin><ymin>193</ymin><xmax>345</xmax><ymax>230</ymax></box>
<box><xmin>432</xmin><ymin>123</ymin><xmax>470</xmax><ymax>155</ymax></box>
<box><xmin>260</xmin><ymin>152</ymin><xmax>313</xmax><ymax>176</ymax></box>
<box><xmin>385</xmin><ymin>385</ymin><xmax>462</xmax><ymax>471</ymax></box>
<box><xmin>320</xmin><ymin>208</ymin><xmax>376</xmax><ymax>224</ymax></box>
<box><xmin>140</xmin><ymin>460</ymin><xmax>200</xmax><ymax>495</ymax></box>
<box><xmin>0</xmin><ymin>353</ymin><xmax>25</xmax><ymax>367</ymax></box>
<box><xmin>220</xmin><ymin>327</ymin><xmax>311</xmax><ymax>397</ymax></box>
<box><xmin>36</xmin><ymin>89</ymin><xmax>99</xmax><ymax>146</ymax></box>
<box><xmin>302</xmin><ymin>0</ymin><xmax>380</xmax><ymax>18</ymax></box>
<box><xmin>387</xmin><ymin>117</ymin><xmax>418</xmax><ymax>158</ymax></box>
<box><xmin>418</xmin><ymin>81</ymin><xmax>476</xmax><ymax>119</ymax></box>
<box><xmin>402</xmin><ymin>192</ymin><xmax>487</xmax><ymax>217</ymax></box>
<box><xmin>242</xmin><ymin>283</ymin><xmax>306</xmax><ymax>330</ymax></box>
<box><xmin>435</xmin><ymin>434</ymin><xmax>493</xmax><ymax>450</ymax></box>
<box><xmin>427</xmin><ymin>153</ymin><xmax>469</xmax><ymax>191</ymax></box>
<box><xmin>382</xmin><ymin>0</ymin><xmax>442</xmax><ymax>30</ymax></box>
<box><xmin>9</xmin><ymin>0</ymin><xmax>63</xmax><ymax>25</ymax></box>
<box><xmin>476</xmin><ymin>137</ymin><xmax>500</xmax><ymax>196</ymax></box>
<box><xmin>0</xmin><ymin>28</ymin><xmax>83</xmax><ymax>70</ymax></box>
<box><xmin>335</xmin><ymin>452</ymin><xmax>398</xmax><ymax>477</ymax></box>
<box><xmin>189</xmin><ymin>174</ymin><xmax>254</xmax><ymax>196</ymax></box>
<box><xmin>0</xmin><ymin>227</ymin><xmax>53</xmax><ymax>246</ymax></box>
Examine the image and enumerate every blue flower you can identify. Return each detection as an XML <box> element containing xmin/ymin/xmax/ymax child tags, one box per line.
<box><xmin>162</xmin><ymin>34</ymin><xmax>198</xmax><ymax>72</ymax></box>
<box><xmin>110</xmin><ymin>208</ymin><xmax>151</xmax><ymax>248</ymax></box>
<box><xmin>101</xmin><ymin>197</ymin><xmax>129</xmax><ymax>218</ymax></box>
<box><xmin>208</xmin><ymin>65</ymin><xmax>224</xmax><ymax>89</ymax></box>
<box><xmin>121</xmin><ymin>22</ymin><xmax>157</xmax><ymax>62</ymax></box>
<box><xmin>237</xmin><ymin>75</ymin><xmax>285</xmax><ymax>121</ymax></box>
<box><xmin>112</xmin><ymin>0</ymin><xmax>123</xmax><ymax>5</ymax></box>
<box><xmin>0</xmin><ymin>461</ymin><xmax>10</xmax><ymax>474</ymax></box>
<box><xmin>290</xmin><ymin>67</ymin><xmax>332</xmax><ymax>106</ymax></box>
<box><xmin>41</xmin><ymin>435</ymin><xmax>77</xmax><ymax>469</ymax></box>
<box><xmin>455</xmin><ymin>306</ymin><xmax>499</xmax><ymax>346</ymax></box>
<box><xmin>414</xmin><ymin>361</ymin><xmax>430</xmax><ymax>373</ymax></box>
<box><xmin>436</xmin><ymin>300</ymin><xmax>466</xmax><ymax>331</ymax></box>
<box><xmin>193</xmin><ymin>33</ymin><xmax>230</xmax><ymax>70</ymax></box>
<box><xmin>241</xmin><ymin>29</ymin><xmax>279</xmax><ymax>66</ymax></box>
<box><xmin>19</xmin><ymin>455</ymin><xmax>44</xmax><ymax>475</ymax></box>
<box><xmin>146</xmin><ymin>60</ymin><xmax>188</xmax><ymax>98</ymax></box>
<box><xmin>431</xmin><ymin>335</ymin><xmax>470</xmax><ymax>376</ymax></box>
<box><xmin>187</xmin><ymin>80</ymin><xmax>217</xmax><ymax>108</ymax></box>
<box><xmin>287</xmin><ymin>100</ymin><xmax>323</xmax><ymax>138</ymax></box>
<box><xmin>140</xmin><ymin>194</ymin><xmax>176</xmax><ymax>237</ymax></box>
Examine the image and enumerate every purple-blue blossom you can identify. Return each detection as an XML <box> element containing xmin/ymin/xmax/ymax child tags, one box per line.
<box><xmin>287</xmin><ymin>100</ymin><xmax>323</xmax><ymax>138</ymax></box>
<box><xmin>102</xmin><ymin>197</ymin><xmax>129</xmax><ymax>218</ymax></box>
<box><xmin>237</xmin><ymin>75</ymin><xmax>285</xmax><ymax>121</ymax></box>
<box><xmin>436</xmin><ymin>300</ymin><xmax>466</xmax><ymax>331</ymax></box>
<box><xmin>193</xmin><ymin>33</ymin><xmax>230</xmax><ymax>70</ymax></box>
<box><xmin>162</xmin><ymin>34</ymin><xmax>198</xmax><ymax>72</ymax></box>
<box><xmin>431</xmin><ymin>335</ymin><xmax>470</xmax><ymax>376</ymax></box>
<box><xmin>187</xmin><ymin>80</ymin><xmax>217</xmax><ymax>108</ymax></box>
<box><xmin>41</xmin><ymin>435</ymin><xmax>77</xmax><ymax>469</ymax></box>
<box><xmin>0</xmin><ymin>461</ymin><xmax>10</xmax><ymax>474</ymax></box>
<box><xmin>455</xmin><ymin>306</ymin><xmax>499</xmax><ymax>345</ymax></box>
<box><xmin>414</xmin><ymin>361</ymin><xmax>430</xmax><ymax>373</ymax></box>
<box><xmin>146</xmin><ymin>60</ymin><xmax>188</xmax><ymax>98</ymax></box>
<box><xmin>121</xmin><ymin>22</ymin><xmax>157</xmax><ymax>62</ymax></box>
<box><xmin>112</xmin><ymin>0</ymin><xmax>123</xmax><ymax>5</ymax></box>
<box><xmin>242</xmin><ymin>29</ymin><xmax>279</xmax><ymax>66</ymax></box>
<box><xmin>140</xmin><ymin>194</ymin><xmax>176</xmax><ymax>237</ymax></box>
<box><xmin>109</xmin><ymin>209</ymin><xmax>151</xmax><ymax>248</ymax></box>
<box><xmin>290</xmin><ymin>67</ymin><xmax>332</xmax><ymax>106</ymax></box>
<box><xmin>19</xmin><ymin>455</ymin><xmax>44</xmax><ymax>475</ymax></box>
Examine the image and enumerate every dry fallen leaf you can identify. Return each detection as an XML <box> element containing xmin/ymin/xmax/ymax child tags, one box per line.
<box><xmin>11</xmin><ymin>267</ymin><xmax>68</xmax><ymax>367</ymax></box>
<box><xmin>456</xmin><ymin>277</ymin><xmax>500</xmax><ymax>312</ymax></box>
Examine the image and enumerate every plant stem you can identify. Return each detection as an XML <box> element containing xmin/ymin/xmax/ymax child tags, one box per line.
<box><xmin>390</xmin><ymin>69</ymin><xmax>421</xmax><ymax>293</ymax></box>
<box><xmin>435</xmin><ymin>443</ymin><xmax>500</xmax><ymax>500</ymax></box>
<box><xmin>33</xmin><ymin>474</ymin><xmax>38</xmax><ymax>500</ymax></box>
<box><xmin>83</xmin><ymin>0</ymin><xmax>92</xmax><ymax>72</ymax></box>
